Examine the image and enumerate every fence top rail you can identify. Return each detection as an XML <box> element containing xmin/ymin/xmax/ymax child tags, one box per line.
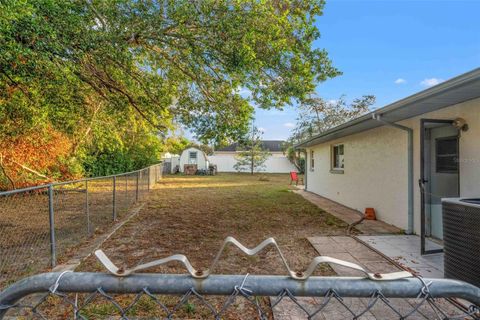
<box><xmin>0</xmin><ymin>163</ymin><xmax>162</xmax><ymax>195</ymax></box>
<box><xmin>0</xmin><ymin>184</ymin><xmax>50</xmax><ymax>196</ymax></box>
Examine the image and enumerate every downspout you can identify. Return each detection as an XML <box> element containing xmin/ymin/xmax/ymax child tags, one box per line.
<box><xmin>304</xmin><ymin>149</ymin><xmax>308</xmax><ymax>190</ymax></box>
<box><xmin>373</xmin><ymin>114</ymin><xmax>414</xmax><ymax>235</ymax></box>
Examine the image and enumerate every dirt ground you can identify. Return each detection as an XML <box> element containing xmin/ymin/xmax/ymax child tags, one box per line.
<box><xmin>63</xmin><ymin>173</ymin><xmax>348</xmax><ymax>319</ymax></box>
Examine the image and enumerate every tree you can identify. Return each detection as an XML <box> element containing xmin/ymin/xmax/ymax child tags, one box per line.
<box><xmin>161</xmin><ymin>136</ymin><xmax>191</xmax><ymax>155</ymax></box>
<box><xmin>188</xmin><ymin>143</ymin><xmax>214</xmax><ymax>156</ymax></box>
<box><xmin>234</xmin><ymin>127</ymin><xmax>271</xmax><ymax>174</ymax></box>
<box><xmin>1</xmin><ymin>0</ymin><xmax>340</xmax><ymax>188</ymax></box>
<box><xmin>283</xmin><ymin>144</ymin><xmax>305</xmax><ymax>173</ymax></box>
<box><xmin>0</xmin><ymin>127</ymin><xmax>81</xmax><ymax>189</ymax></box>
<box><xmin>1</xmin><ymin>0</ymin><xmax>339</xmax><ymax>142</ymax></box>
<box><xmin>291</xmin><ymin>95</ymin><xmax>375</xmax><ymax>142</ymax></box>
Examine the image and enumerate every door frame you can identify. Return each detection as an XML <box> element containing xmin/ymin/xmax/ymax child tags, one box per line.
<box><xmin>419</xmin><ymin>118</ymin><xmax>459</xmax><ymax>255</ymax></box>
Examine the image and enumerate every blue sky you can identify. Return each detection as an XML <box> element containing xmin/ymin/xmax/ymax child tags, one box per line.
<box><xmin>255</xmin><ymin>0</ymin><xmax>480</xmax><ymax>140</ymax></box>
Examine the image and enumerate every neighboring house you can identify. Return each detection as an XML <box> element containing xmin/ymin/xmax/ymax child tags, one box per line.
<box><xmin>178</xmin><ymin>147</ymin><xmax>209</xmax><ymax>173</ymax></box>
<box><xmin>296</xmin><ymin>68</ymin><xmax>480</xmax><ymax>253</ymax></box>
<box><xmin>209</xmin><ymin>140</ymin><xmax>297</xmax><ymax>173</ymax></box>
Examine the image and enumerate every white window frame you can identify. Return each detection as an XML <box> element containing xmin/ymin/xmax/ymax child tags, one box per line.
<box><xmin>189</xmin><ymin>151</ymin><xmax>198</xmax><ymax>164</ymax></box>
<box><xmin>331</xmin><ymin>144</ymin><xmax>344</xmax><ymax>172</ymax></box>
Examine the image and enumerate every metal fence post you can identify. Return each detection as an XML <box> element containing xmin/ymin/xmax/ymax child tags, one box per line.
<box><xmin>147</xmin><ymin>167</ymin><xmax>151</xmax><ymax>191</ymax></box>
<box><xmin>125</xmin><ymin>174</ymin><xmax>128</xmax><ymax>205</ymax></box>
<box><xmin>47</xmin><ymin>185</ymin><xmax>56</xmax><ymax>267</ymax></box>
<box><xmin>112</xmin><ymin>176</ymin><xmax>117</xmax><ymax>221</ymax></box>
<box><xmin>135</xmin><ymin>171</ymin><xmax>139</xmax><ymax>202</ymax></box>
<box><xmin>85</xmin><ymin>180</ymin><xmax>91</xmax><ymax>236</ymax></box>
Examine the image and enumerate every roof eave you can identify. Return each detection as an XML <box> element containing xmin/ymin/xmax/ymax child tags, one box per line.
<box><xmin>295</xmin><ymin>67</ymin><xmax>480</xmax><ymax>149</ymax></box>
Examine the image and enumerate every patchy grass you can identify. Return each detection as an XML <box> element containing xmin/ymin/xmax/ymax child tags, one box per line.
<box><xmin>78</xmin><ymin>173</ymin><xmax>346</xmax><ymax>275</ymax></box>
<box><xmin>43</xmin><ymin>173</ymin><xmax>348</xmax><ymax>319</ymax></box>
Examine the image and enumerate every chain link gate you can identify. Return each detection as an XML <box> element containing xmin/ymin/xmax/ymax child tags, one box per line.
<box><xmin>1</xmin><ymin>237</ymin><xmax>479</xmax><ymax>319</ymax></box>
<box><xmin>0</xmin><ymin>272</ymin><xmax>479</xmax><ymax>319</ymax></box>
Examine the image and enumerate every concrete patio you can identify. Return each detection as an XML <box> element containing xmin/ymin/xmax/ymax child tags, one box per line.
<box><xmin>271</xmin><ymin>191</ymin><xmax>457</xmax><ymax>319</ymax></box>
<box><xmin>272</xmin><ymin>236</ymin><xmax>457</xmax><ymax>319</ymax></box>
<box><xmin>356</xmin><ymin>235</ymin><xmax>444</xmax><ymax>278</ymax></box>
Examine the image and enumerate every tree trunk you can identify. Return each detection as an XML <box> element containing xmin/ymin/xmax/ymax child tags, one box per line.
<box><xmin>0</xmin><ymin>155</ymin><xmax>15</xmax><ymax>189</ymax></box>
<box><xmin>250</xmin><ymin>151</ymin><xmax>254</xmax><ymax>175</ymax></box>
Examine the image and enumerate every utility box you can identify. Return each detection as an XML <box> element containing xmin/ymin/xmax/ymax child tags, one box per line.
<box><xmin>442</xmin><ymin>198</ymin><xmax>480</xmax><ymax>287</ymax></box>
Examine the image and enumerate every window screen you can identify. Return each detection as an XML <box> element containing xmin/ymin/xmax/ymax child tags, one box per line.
<box><xmin>310</xmin><ymin>150</ymin><xmax>314</xmax><ymax>170</ymax></box>
<box><xmin>189</xmin><ymin>151</ymin><xmax>198</xmax><ymax>164</ymax></box>
<box><xmin>332</xmin><ymin>144</ymin><xmax>344</xmax><ymax>170</ymax></box>
<box><xmin>436</xmin><ymin>137</ymin><xmax>458</xmax><ymax>173</ymax></box>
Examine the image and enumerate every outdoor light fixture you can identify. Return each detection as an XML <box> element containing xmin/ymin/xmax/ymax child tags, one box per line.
<box><xmin>453</xmin><ymin>117</ymin><xmax>469</xmax><ymax>131</ymax></box>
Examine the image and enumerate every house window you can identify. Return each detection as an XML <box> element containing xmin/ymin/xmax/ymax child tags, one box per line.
<box><xmin>332</xmin><ymin>144</ymin><xmax>344</xmax><ymax>171</ymax></box>
<box><xmin>310</xmin><ymin>150</ymin><xmax>314</xmax><ymax>171</ymax></box>
<box><xmin>436</xmin><ymin>137</ymin><xmax>458</xmax><ymax>173</ymax></box>
<box><xmin>189</xmin><ymin>151</ymin><xmax>198</xmax><ymax>164</ymax></box>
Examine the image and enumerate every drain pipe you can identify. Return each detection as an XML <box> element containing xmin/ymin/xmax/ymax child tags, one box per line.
<box><xmin>372</xmin><ymin>114</ymin><xmax>414</xmax><ymax>235</ymax></box>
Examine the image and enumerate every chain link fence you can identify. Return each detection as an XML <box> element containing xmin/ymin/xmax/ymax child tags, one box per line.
<box><xmin>0</xmin><ymin>272</ymin><xmax>479</xmax><ymax>319</ymax></box>
<box><xmin>0</xmin><ymin>164</ymin><xmax>162</xmax><ymax>288</ymax></box>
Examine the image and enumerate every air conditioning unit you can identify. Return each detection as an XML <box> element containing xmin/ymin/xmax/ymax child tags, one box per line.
<box><xmin>442</xmin><ymin>198</ymin><xmax>480</xmax><ymax>287</ymax></box>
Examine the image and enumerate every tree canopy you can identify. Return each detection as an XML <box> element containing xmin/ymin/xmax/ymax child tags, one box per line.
<box><xmin>234</xmin><ymin>126</ymin><xmax>271</xmax><ymax>174</ymax></box>
<box><xmin>290</xmin><ymin>95</ymin><xmax>375</xmax><ymax>143</ymax></box>
<box><xmin>0</xmin><ymin>0</ymin><xmax>339</xmax><ymax>188</ymax></box>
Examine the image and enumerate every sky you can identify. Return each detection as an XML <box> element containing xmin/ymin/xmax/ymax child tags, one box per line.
<box><xmin>255</xmin><ymin>0</ymin><xmax>480</xmax><ymax>140</ymax></box>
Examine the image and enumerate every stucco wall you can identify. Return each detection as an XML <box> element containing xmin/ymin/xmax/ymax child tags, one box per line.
<box><xmin>209</xmin><ymin>152</ymin><xmax>297</xmax><ymax>173</ymax></box>
<box><xmin>306</xmin><ymin>126</ymin><xmax>409</xmax><ymax>229</ymax></box>
<box><xmin>305</xmin><ymin>97</ymin><xmax>480</xmax><ymax>234</ymax></box>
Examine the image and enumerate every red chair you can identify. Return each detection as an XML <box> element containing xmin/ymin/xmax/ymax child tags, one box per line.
<box><xmin>290</xmin><ymin>171</ymin><xmax>303</xmax><ymax>186</ymax></box>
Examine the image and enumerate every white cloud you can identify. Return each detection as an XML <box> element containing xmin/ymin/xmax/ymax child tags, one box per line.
<box><xmin>420</xmin><ymin>78</ymin><xmax>444</xmax><ymax>87</ymax></box>
<box><xmin>327</xmin><ymin>99</ymin><xmax>338</xmax><ymax>105</ymax></box>
<box><xmin>394</xmin><ymin>78</ymin><xmax>406</xmax><ymax>84</ymax></box>
<box><xmin>284</xmin><ymin>122</ymin><xmax>295</xmax><ymax>128</ymax></box>
<box><xmin>236</xmin><ymin>86</ymin><xmax>252</xmax><ymax>97</ymax></box>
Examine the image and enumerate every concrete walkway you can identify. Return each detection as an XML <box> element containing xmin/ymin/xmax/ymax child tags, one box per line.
<box><xmin>293</xmin><ymin>190</ymin><xmax>402</xmax><ymax>234</ymax></box>
<box><xmin>272</xmin><ymin>236</ymin><xmax>458</xmax><ymax>319</ymax></box>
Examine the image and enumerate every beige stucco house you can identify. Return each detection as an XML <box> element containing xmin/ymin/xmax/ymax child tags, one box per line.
<box><xmin>297</xmin><ymin>68</ymin><xmax>480</xmax><ymax>253</ymax></box>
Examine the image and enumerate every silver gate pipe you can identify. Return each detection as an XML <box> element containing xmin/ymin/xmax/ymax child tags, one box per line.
<box><xmin>1</xmin><ymin>273</ymin><xmax>480</xmax><ymax>315</ymax></box>
<box><xmin>373</xmin><ymin>114</ymin><xmax>414</xmax><ymax>234</ymax></box>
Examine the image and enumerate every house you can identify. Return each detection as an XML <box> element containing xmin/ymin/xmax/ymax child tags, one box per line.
<box><xmin>178</xmin><ymin>147</ymin><xmax>209</xmax><ymax>173</ymax></box>
<box><xmin>209</xmin><ymin>140</ymin><xmax>297</xmax><ymax>173</ymax></box>
<box><xmin>296</xmin><ymin>68</ymin><xmax>480</xmax><ymax>253</ymax></box>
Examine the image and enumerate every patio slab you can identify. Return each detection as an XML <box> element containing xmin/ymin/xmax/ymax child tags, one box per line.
<box><xmin>356</xmin><ymin>235</ymin><xmax>444</xmax><ymax>278</ymax></box>
<box><xmin>272</xmin><ymin>236</ymin><xmax>459</xmax><ymax>319</ymax></box>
